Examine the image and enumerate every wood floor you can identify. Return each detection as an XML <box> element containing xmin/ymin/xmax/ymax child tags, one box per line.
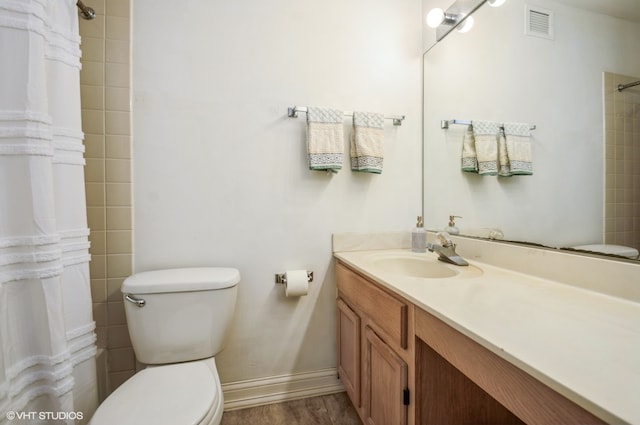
<box><xmin>221</xmin><ymin>392</ymin><xmax>362</xmax><ymax>425</ymax></box>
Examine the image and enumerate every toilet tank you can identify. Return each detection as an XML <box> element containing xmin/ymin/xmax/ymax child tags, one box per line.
<box><xmin>121</xmin><ymin>267</ymin><xmax>240</xmax><ymax>365</ymax></box>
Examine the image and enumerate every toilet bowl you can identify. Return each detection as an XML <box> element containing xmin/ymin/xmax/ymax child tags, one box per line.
<box><xmin>89</xmin><ymin>267</ymin><xmax>240</xmax><ymax>425</ymax></box>
<box><xmin>571</xmin><ymin>244</ymin><xmax>639</xmax><ymax>259</ymax></box>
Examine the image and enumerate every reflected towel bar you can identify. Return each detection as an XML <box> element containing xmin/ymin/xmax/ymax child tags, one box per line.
<box><xmin>288</xmin><ymin>106</ymin><xmax>405</xmax><ymax>126</ymax></box>
<box><xmin>441</xmin><ymin>119</ymin><xmax>536</xmax><ymax>130</ymax></box>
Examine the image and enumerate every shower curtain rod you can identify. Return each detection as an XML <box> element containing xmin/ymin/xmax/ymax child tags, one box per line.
<box><xmin>76</xmin><ymin>0</ymin><xmax>96</xmax><ymax>20</ymax></box>
<box><xmin>617</xmin><ymin>80</ymin><xmax>640</xmax><ymax>92</ymax></box>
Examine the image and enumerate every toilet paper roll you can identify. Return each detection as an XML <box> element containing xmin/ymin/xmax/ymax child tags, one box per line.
<box><xmin>284</xmin><ymin>270</ymin><xmax>309</xmax><ymax>297</ymax></box>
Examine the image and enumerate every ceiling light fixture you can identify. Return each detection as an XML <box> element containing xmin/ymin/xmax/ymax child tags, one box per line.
<box><xmin>426</xmin><ymin>8</ymin><xmax>458</xmax><ymax>29</ymax></box>
<box><xmin>427</xmin><ymin>0</ymin><xmax>502</xmax><ymax>41</ymax></box>
<box><xmin>456</xmin><ymin>15</ymin><xmax>474</xmax><ymax>33</ymax></box>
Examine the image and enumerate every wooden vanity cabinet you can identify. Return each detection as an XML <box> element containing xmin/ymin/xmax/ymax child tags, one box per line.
<box><xmin>336</xmin><ymin>262</ymin><xmax>414</xmax><ymax>425</ymax></box>
<box><xmin>414</xmin><ymin>308</ymin><xmax>607</xmax><ymax>425</ymax></box>
<box><xmin>336</xmin><ymin>260</ymin><xmax>610</xmax><ymax>425</ymax></box>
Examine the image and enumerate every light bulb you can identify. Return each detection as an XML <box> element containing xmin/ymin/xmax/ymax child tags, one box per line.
<box><xmin>426</xmin><ymin>8</ymin><xmax>445</xmax><ymax>28</ymax></box>
<box><xmin>488</xmin><ymin>0</ymin><xmax>506</xmax><ymax>7</ymax></box>
<box><xmin>456</xmin><ymin>15</ymin><xmax>474</xmax><ymax>33</ymax></box>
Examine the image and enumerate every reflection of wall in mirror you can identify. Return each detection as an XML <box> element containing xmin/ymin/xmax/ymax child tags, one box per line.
<box><xmin>422</xmin><ymin>0</ymin><xmax>640</xmax><ymax>249</ymax></box>
<box><xmin>603</xmin><ymin>72</ymin><xmax>640</xmax><ymax>251</ymax></box>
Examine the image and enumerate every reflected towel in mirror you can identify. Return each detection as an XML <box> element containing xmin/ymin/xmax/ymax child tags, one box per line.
<box><xmin>471</xmin><ymin>120</ymin><xmax>500</xmax><ymax>175</ymax></box>
<box><xmin>498</xmin><ymin>128</ymin><xmax>510</xmax><ymax>176</ymax></box>
<box><xmin>461</xmin><ymin>125</ymin><xmax>478</xmax><ymax>172</ymax></box>
<box><xmin>503</xmin><ymin>122</ymin><xmax>533</xmax><ymax>175</ymax></box>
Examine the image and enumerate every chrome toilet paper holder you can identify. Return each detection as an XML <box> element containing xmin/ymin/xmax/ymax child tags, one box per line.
<box><xmin>275</xmin><ymin>271</ymin><xmax>314</xmax><ymax>284</ymax></box>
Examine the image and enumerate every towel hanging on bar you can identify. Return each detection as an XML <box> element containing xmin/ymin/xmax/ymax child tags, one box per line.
<box><xmin>306</xmin><ymin>107</ymin><xmax>344</xmax><ymax>173</ymax></box>
<box><xmin>460</xmin><ymin>121</ymin><xmax>533</xmax><ymax>177</ymax></box>
<box><xmin>351</xmin><ymin>111</ymin><xmax>385</xmax><ymax>174</ymax></box>
<box><xmin>289</xmin><ymin>106</ymin><xmax>405</xmax><ymax>126</ymax></box>
<box><xmin>472</xmin><ymin>121</ymin><xmax>500</xmax><ymax>176</ymax></box>
<box><xmin>503</xmin><ymin>122</ymin><xmax>533</xmax><ymax>175</ymax></box>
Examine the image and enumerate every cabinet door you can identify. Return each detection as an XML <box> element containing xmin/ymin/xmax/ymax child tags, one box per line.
<box><xmin>337</xmin><ymin>298</ymin><xmax>361</xmax><ymax>407</ymax></box>
<box><xmin>365</xmin><ymin>327</ymin><xmax>408</xmax><ymax>425</ymax></box>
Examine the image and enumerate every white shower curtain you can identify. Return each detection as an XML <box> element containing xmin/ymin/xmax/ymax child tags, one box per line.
<box><xmin>0</xmin><ymin>0</ymin><xmax>97</xmax><ymax>423</ymax></box>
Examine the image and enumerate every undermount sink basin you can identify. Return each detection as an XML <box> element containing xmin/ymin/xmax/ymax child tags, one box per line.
<box><xmin>368</xmin><ymin>252</ymin><xmax>483</xmax><ymax>279</ymax></box>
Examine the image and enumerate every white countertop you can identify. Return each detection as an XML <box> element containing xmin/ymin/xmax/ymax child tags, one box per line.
<box><xmin>334</xmin><ymin>248</ymin><xmax>640</xmax><ymax>425</ymax></box>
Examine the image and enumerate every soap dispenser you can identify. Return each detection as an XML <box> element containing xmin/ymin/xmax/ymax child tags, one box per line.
<box><xmin>412</xmin><ymin>216</ymin><xmax>427</xmax><ymax>253</ymax></box>
<box><xmin>445</xmin><ymin>215</ymin><xmax>461</xmax><ymax>235</ymax></box>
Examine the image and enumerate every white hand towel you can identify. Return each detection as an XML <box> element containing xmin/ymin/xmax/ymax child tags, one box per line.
<box><xmin>306</xmin><ymin>106</ymin><xmax>344</xmax><ymax>173</ymax></box>
<box><xmin>351</xmin><ymin>111</ymin><xmax>385</xmax><ymax>174</ymax></box>
<box><xmin>471</xmin><ymin>120</ymin><xmax>499</xmax><ymax>175</ymax></box>
<box><xmin>461</xmin><ymin>125</ymin><xmax>478</xmax><ymax>172</ymax></box>
<box><xmin>503</xmin><ymin>122</ymin><xmax>533</xmax><ymax>175</ymax></box>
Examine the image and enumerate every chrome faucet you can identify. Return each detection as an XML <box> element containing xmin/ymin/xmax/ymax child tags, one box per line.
<box><xmin>427</xmin><ymin>232</ymin><xmax>469</xmax><ymax>266</ymax></box>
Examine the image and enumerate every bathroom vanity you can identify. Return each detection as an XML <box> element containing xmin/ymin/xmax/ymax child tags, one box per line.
<box><xmin>333</xmin><ymin>233</ymin><xmax>640</xmax><ymax>425</ymax></box>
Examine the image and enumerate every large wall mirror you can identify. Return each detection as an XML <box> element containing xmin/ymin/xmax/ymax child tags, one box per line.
<box><xmin>422</xmin><ymin>0</ymin><xmax>640</xmax><ymax>261</ymax></box>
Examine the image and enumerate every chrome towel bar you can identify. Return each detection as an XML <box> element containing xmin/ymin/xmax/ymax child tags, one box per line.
<box><xmin>441</xmin><ymin>119</ymin><xmax>536</xmax><ymax>131</ymax></box>
<box><xmin>288</xmin><ymin>106</ymin><xmax>405</xmax><ymax>126</ymax></box>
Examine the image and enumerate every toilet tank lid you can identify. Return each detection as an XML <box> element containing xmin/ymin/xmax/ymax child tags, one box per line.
<box><xmin>122</xmin><ymin>267</ymin><xmax>240</xmax><ymax>294</ymax></box>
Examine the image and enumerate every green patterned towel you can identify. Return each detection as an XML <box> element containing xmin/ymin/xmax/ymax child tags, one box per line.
<box><xmin>471</xmin><ymin>120</ymin><xmax>500</xmax><ymax>175</ymax></box>
<box><xmin>503</xmin><ymin>122</ymin><xmax>533</xmax><ymax>175</ymax></box>
<box><xmin>351</xmin><ymin>111</ymin><xmax>384</xmax><ymax>174</ymax></box>
<box><xmin>461</xmin><ymin>125</ymin><xmax>478</xmax><ymax>172</ymax></box>
<box><xmin>306</xmin><ymin>107</ymin><xmax>344</xmax><ymax>173</ymax></box>
<box><xmin>498</xmin><ymin>128</ymin><xmax>510</xmax><ymax>176</ymax></box>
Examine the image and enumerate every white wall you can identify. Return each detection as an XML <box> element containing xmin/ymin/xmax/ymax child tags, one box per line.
<box><xmin>132</xmin><ymin>0</ymin><xmax>422</xmax><ymax>385</ymax></box>
<box><xmin>423</xmin><ymin>0</ymin><xmax>640</xmax><ymax>247</ymax></box>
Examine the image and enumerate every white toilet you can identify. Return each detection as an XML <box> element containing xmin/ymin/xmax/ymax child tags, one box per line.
<box><xmin>90</xmin><ymin>267</ymin><xmax>240</xmax><ymax>425</ymax></box>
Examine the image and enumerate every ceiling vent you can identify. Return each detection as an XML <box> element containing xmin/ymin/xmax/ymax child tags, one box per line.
<box><xmin>525</xmin><ymin>4</ymin><xmax>554</xmax><ymax>40</ymax></box>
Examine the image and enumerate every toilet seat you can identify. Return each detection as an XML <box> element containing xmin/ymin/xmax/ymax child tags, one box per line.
<box><xmin>90</xmin><ymin>358</ymin><xmax>223</xmax><ymax>425</ymax></box>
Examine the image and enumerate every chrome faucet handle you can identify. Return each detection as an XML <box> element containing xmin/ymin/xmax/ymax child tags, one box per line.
<box><xmin>488</xmin><ymin>228</ymin><xmax>504</xmax><ymax>240</ymax></box>
<box><xmin>436</xmin><ymin>231</ymin><xmax>453</xmax><ymax>247</ymax></box>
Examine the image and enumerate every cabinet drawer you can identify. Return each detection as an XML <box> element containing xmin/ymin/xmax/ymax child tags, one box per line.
<box><xmin>337</xmin><ymin>262</ymin><xmax>408</xmax><ymax>349</ymax></box>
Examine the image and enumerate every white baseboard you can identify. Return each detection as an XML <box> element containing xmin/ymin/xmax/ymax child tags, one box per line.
<box><xmin>221</xmin><ymin>368</ymin><xmax>344</xmax><ymax>411</ymax></box>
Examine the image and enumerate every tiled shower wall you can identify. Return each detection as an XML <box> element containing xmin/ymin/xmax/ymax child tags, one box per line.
<box><xmin>604</xmin><ymin>72</ymin><xmax>640</xmax><ymax>252</ymax></box>
<box><xmin>79</xmin><ymin>0</ymin><xmax>135</xmax><ymax>395</ymax></box>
